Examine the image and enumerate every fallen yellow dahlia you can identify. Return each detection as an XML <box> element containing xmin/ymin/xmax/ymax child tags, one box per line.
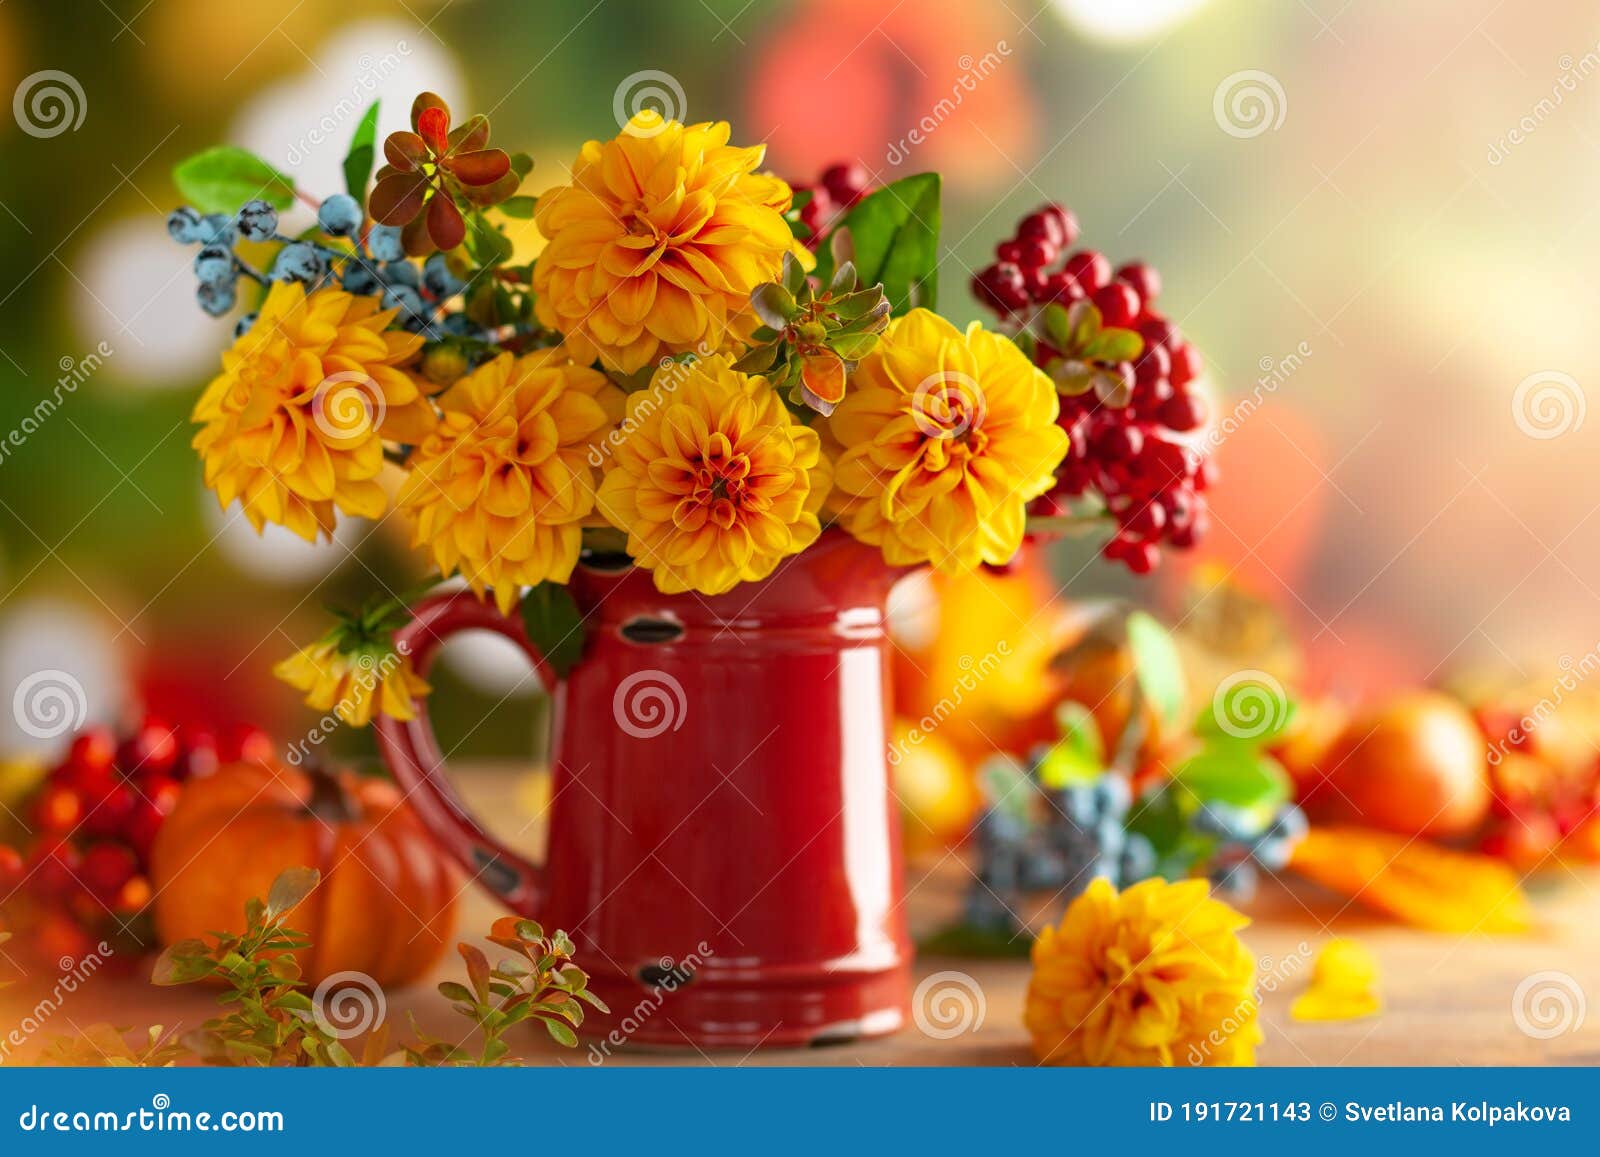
<box><xmin>595</xmin><ymin>354</ymin><xmax>829</xmax><ymax>595</ymax></box>
<box><xmin>399</xmin><ymin>350</ymin><xmax>620</xmax><ymax>614</ymax></box>
<box><xmin>1025</xmin><ymin>877</ymin><xmax>1262</xmax><ymax>1067</ymax></box>
<box><xmin>191</xmin><ymin>282</ymin><xmax>435</xmax><ymax>541</ymax></box>
<box><xmin>274</xmin><ymin>637</ymin><xmax>431</xmax><ymax>726</ymax></box>
<box><xmin>827</xmin><ymin>309</ymin><xmax>1068</xmax><ymax>571</ymax></box>
<box><xmin>533</xmin><ymin>111</ymin><xmax>795</xmax><ymax>374</ymax></box>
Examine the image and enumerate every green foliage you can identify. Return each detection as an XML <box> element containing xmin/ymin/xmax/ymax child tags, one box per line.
<box><xmin>173</xmin><ymin>146</ymin><xmax>296</xmax><ymax>214</ymax></box>
<box><xmin>405</xmin><ymin>918</ymin><xmax>606</xmax><ymax>1066</ymax></box>
<box><xmin>1034</xmin><ymin>702</ymin><xmax>1105</xmax><ymax>789</ymax></box>
<box><xmin>736</xmin><ymin>249</ymin><xmax>892</xmax><ymax>416</ymax></box>
<box><xmin>151</xmin><ymin>866</ymin><xmax>353</xmax><ymax>1066</ymax></box>
<box><xmin>520</xmin><ymin>582</ymin><xmax>586</xmax><ymax>678</ymax></box>
<box><xmin>1125</xmin><ymin>611</ymin><xmax>1185</xmax><ymax>729</ymax></box>
<box><xmin>1040</xmin><ymin>300</ymin><xmax>1145</xmax><ymax>403</ymax></box>
<box><xmin>342</xmin><ymin>101</ymin><xmax>382</xmax><ymax>200</ymax></box>
<box><xmin>40</xmin><ymin>1025</ymin><xmax>189</xmax><ymax>1068</ymax></box>
<box><xmin>811</xmin><ymin>173</ymin><xmax>941</xmax><ymax>315</ymax></box>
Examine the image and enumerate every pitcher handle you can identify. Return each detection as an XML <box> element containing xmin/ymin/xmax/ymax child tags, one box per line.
<box><xmin>373</xmin><ymin>590</ymin><xmax>557</xmax><ymax>916</ymax></box>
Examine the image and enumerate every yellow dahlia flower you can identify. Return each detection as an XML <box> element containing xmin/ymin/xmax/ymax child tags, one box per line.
<box><xmin>1025</xmin><ymin>878</ymin><xmax>1262</xmax><ymax>1067</ymax></box>
<box><xmin>827</xmin><ymin>309</ymin><xmax>1068</xmax><ymax>571</ymax></box>
<box><xmin>399</xmin><ymin>350</ymin><xmax>618</xmax><ymax>614</ymax></box>
<box><xmin>274</xmin><ymin>637</ymin><xmax>431</xmax><ymax>726</ymax></box>
<box><xmin>595</xmin><ymin>354</ymin><xmax>829</xmax><ymax>595</ymax></box>
<box><xmin>533</xmin><ymin>111</ymin><xmax>795</xmax><ymax>374</ymax></box>
<box><xmin>191</xmin><ymin>282</ymin><xmax>435</xmax><ymax>541</ymax></box>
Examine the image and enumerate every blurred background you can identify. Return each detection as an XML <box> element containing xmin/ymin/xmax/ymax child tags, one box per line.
<box><xmin>0</xmin><ymin>0</ymin><xmax>1597</xmax><ymax>764</ymax></box>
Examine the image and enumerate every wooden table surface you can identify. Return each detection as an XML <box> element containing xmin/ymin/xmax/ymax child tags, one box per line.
<box><xmin>5</xmin><ymin>764</ymin><xmax>1597</xmax><ymax>1067</ymax></box>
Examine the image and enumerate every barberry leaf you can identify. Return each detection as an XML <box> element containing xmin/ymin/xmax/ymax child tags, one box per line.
<box><xmin>174</xmin><ymin>146</ymin><xmax>296</xmax><ymax>214</ymax></box>
<box><xmin>342</xmin><ymin>101</ymin><xmax>382</xmax><ymax>199</ymax></box>
<box><xmin>1125</xmin><ymin>611</ymin><xmax>1185</xmax><ymax>727</ymax></box>
<box><xmin>265</xmin><ymin>866</ymin><xmax>321</xmax><ymax>920</ymax></box>
<box><xmin>814</xmin><ymin>173</ymin><xmax>940</xmax><ymax>315</ymax></box>
<box><xmin>497</xmin><ymin>195</ymin><xmax>538</xmax><ymax>219</ymax></box>
<box><xmin>520</xmin><ymin>582</ymin><xmax>585</xmax><ymax>679</ymax></box>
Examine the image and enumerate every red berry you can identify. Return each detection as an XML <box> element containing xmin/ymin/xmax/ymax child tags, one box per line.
<box><xmin>1194</xmin><ymin>457</ymin><xmax>1218</xmax><ymax>491</ymax></box>
<box><xmin>996</xmin><ymin>240</ymin><xmax>1025</xmax><ymax>265</ymax></box>
<box><xmin>118</xmin><ymin>719</ymin><xmax>179</xmax><ymax>779</ymax></box>
<box><xmin>0</xmin><ymin>844</ymin><xmax>23</xmax><ymax>892</ymax></box>
<box><xmin>1092</xmin><ymin>282</ymin><xmax>1140</xmax><ymax>328</ymax></box>
<box><xmin>1133</xmin><ymin>343</ymin><xmax>1170</xmax><ymax>389</ymax></box>
<box><xmin>1115</xmin><ymin>262</ymin><xmax>1161</xmax><ymax>303</ymax></box>
<box><xmin>1041</xmin><ymin>271</ymin><xmax>1085</xmax><ymax>303</ymax></box>
<box><xmin>1160</xmin><ymin>391</ymin><xmax>1207</xmax><ymax>432</ymax></box>
<box><xmin>67</xmin><ymin>727</ymin><xmax>116</xmax><ymax>772</ymax></box>
<box><xmin>222</xmin><ymin>724</ymin><xmax>275</xmax><ymax>765</ymax></box>
<box><xmin>973</xmin><ymin>263</ymin><xmax>1029</xmax><ymax>313</ymax></box>
<box><xmin>1040</xmin><ymin>203</ymin><xmax>1079</xmax><ymax>248</ymax></box>
<box><xmin>27</xmin><ymin>839</ymin><xmax>82</xmax><ymax>900</ymax></box>
<box><xmin>1140</xmin><ymin>437</ymin><xmax>1191</xmax><ymax>488</ymax></box>
<box><xmin>35</xmin><ymin>784</ymin><xmax>83</xmax><ymax>835</ymax></box>
<box><xmin>1169</xmin><ymin>506</ymin><xmax>1209</xmax><ymax>549</ymax></box>
<box><xmin>112</xmin><ymin>874</ymin><xmax>152</xmax><ymax>915</ymax></box>
<box><xmin>1137</xmin><ymin>316</ymin><xmax>1180</xmax><ymax>350</ymax></box>
<box><xmin>79</xmin><ymin>842</ymin><xmax>138</xmax><ymax>899</ymax></box>
<box><xmin>124</xmin><ymin>779</ymin><xmax>180</xmax><ymax>861</ymax></box>
<box><xmin>1017</xmin><ymin>237</ymin><xmax>1056</xmax><ymax>271</ymax></box>
<box><xmin>81</xmin><ymin>782</ymin><xmax>137</xmax><ymax>839</ymax></box>
<box><xmin>1125</xmin><ymin>540</ymin><xmax>1159</xmax><ymax>574</ymax></box>
<box><xmin>1062</xmin><ymin>250</ymin><xmax>1111</xmax><ymax>293</ymax></box>
<box><xmin>177</xmin><ymin>730</ymin><xmax>219</xmax><ymax>781</ymax></box>
<box><xmin>821</xmin><ymin>162</ymin><xmax>870</xmax><ymax>207</ymax></box>
<box><xmin>1169</xmin><ymin>341</ymin><xmax>1204</xmax><ymax>386</ymax></box>
<box><xmin>1120</xmin><ymin>499</ymin><xmax>1168</xmax><ymax>538</ymax></box>
<box><xmin>1094</xmin><ymin>422</ymin><xmax>1144</xmax><ymax>462</ymax></box>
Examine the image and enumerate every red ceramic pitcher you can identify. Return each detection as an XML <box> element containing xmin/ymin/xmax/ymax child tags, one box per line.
<box><xmin>374</xmin><ymin>529</ymin><xmax>912</xmax><ymax>1049</ymax></box>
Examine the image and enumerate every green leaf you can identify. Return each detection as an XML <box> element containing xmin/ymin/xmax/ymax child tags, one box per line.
<box><xmin>464</xmin><ymin>211</ymin><xmax>514</xmax><ymax>268</ymax></box>
<box><xmin>813</xmin><ymin>173</ymin><xmax>941</xmax><ymax>315</ymax></box>
<box><xmin>342</xmin><ymin>101</ymin><xmax>382</xmax><ymax>200</ymax></box>
<box><xmin>540</xmin><ymin>1017</ymin><xmax>578</xmax><ymax>1048</ymax></box>
<box><xmin>1084</xmin><ymin>326</ymin><xmax>1144</xmax><ymax>363</ymax></box>
<box><xmin>1173</xmin><ymin>748</ymin><xmax>1291</xmax><ymax>809</ymax></box>
<box><xmin>496</xmin><ymin>195</ymin><xmax>538</xmax><ymax>219</ymax></box>
<box><xmin>1125</xmin><ymin>611</ymin><xmax>1185</xmax><ymax>727</ymax></box>
<box><xmin>1035</xmin><ymin>702</ymin><xmax>1105</xmax><ymax>789</ymax></box>
<box><xmin>265</xmin><ymin>866</ymin><xmax>320</xmax><ymax>920</ymax></box>
<box><xmin>976</xmin><ymin>754</ymin><xmax>1034</xmax><ymax>826</ymax></box>
<box><xmin>1125</xmin><ymin>784</ymin><xmax>1187</xmax><ymax>857</ymax></box>
<box><xmin>174</xmin><ymin>146</ymin><xmax>296</xmax><ymax>214</ymax></box>
<box><xmin>520</xmin><ymin>582</ymin><xmax>586</xmax><ymax>678</ymax></box>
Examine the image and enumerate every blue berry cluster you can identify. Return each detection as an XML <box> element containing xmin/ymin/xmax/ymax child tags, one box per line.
<box><xmin>167</xmin><ymin>194</ymin><xmax>477</xmax><ymax>343</ymax></box>
<box><xmin>961</xmin><ymin>748</ymin><xmax>1309</xmax><ymax>936</ymax></box>
<box><xmin>964</xmin><ymin>754</ymin><xmax>1156</xmax><ymax>934</ymax></box>
<box><xmin>1191</xmin><ymin>799</ymin><xmax>1307</xmax><ymax>901</ymax></box>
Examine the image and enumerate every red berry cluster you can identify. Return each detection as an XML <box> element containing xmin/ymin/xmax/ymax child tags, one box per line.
<box><xmin>972</xmin><ymin>204</ymin><xmax>1215</xmax><ymax>574</ymax></box>
<box><xmin>0</xmin><ymin>718</ymin><xmax>273</xmax><ymax>938</ymax></box>
<box><xmin>793</xmin><ymin>162</ymin><xmax>874</xmax><ymax>247</ymax></box>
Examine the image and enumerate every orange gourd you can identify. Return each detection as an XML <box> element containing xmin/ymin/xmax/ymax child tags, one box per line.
<box><xmin>150</xmin><ymin>761</ymin><xmax>458</xmax><ymax>987</ymax></box>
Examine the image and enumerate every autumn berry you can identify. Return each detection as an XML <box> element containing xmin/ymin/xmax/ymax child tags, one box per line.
<box><xmin>1062</xmin><ymin>250</ymin><xmax>1111</xmax><ymax>293</ymax></box>
<box><xmin>1115</xmin><ymin>262</ymin><xmax>1161</xmax><ymax>303</ymax></box>
<box><xmin>79</xmin><ymin>842</ymin><xmax>139</xmax><ymax>899</ymax></box>
<box><xmin>1092</xmin><ymin>281</ymin><xmax>1140</xmax><ymax>328</ymax></box>
<box><xmin>1169</xmin><ymin>341</ymin><xmax>1203</xmax><ymax>386</ymax></box>
<box><xmin>821</xmin><ymin>161</ymin><xmax>871</xmax><ymax>207</ymax></box>
<box><xmin>27</xmin><ymin>839</ymin><xmax>81</xmax><ymax>899</ymax></box>
<box><xmin>0</xmin><ymin>844</ymin><xmax>23</xmax><ymax>893</ymax></box>
<box><xmin>35</xmin><ymin>783</ymin><xmax>83</xmax><ymax>835</ymax></box>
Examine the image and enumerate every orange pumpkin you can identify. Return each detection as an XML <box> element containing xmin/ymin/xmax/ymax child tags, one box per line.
<box><xmin>150</xmin><ymin>761</ymin><xmax>458</xmax><ymax>987</ymax></box>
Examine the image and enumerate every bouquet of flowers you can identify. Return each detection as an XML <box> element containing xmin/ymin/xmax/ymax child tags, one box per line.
<box><xmin>166</xmin><ymin>92</ymin><xmax>1212</xmax><ymax>727</ymax></box>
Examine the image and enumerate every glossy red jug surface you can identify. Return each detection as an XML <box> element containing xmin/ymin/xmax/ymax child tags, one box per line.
<box><xmin>376</xmin><ymin>530</ymin><xmax>913</xmax><ymax>1049</ymax></box>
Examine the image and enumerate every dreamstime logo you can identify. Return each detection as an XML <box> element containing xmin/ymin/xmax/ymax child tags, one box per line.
<box><xmin>12</xmin><ymin>670</ymin><xmax>87</xmax><ymax>740</ymax></box>
<box><xmin>614</xmin><ymin>70</ymin><xmax>686</xmax><ymax>135</ymax></box>
<box><xmin>284</xmin><ymin>642</ymin><xmax>412</xmax><ymax>766</ymax></box>
<box><xmin>0</xmin><ymin>341</ymin><xmax>115</xmax><ymax>468</ymax></box>
<box><xmin>1512</xmin><ymin>370</ymin><xmax>1585</xmax><ymax>439</ymax></box>
<box><xmin>887</xmin><ymin>643</ymin><xmax>1011</xmax><ymax>765</ymax></box>
<box><xmin>312</xmin><ymin>971</ymin><xmax>387</xmax><ymax>1039</ymax></box>
<box><xmin>311</xmin><ymin>371</ymin><xmax>386</xmax><ymax>446</ymax></box>
<box><xmin>1212</xmin><ymin>70</ymin><xmax>1286</xmax><ymax>139</ymax></box>
<box><xmin>910</xmin><ymin>371</ymin><xmax>985</xmax><ymax>440</ymax></box>
<box><xmin>1202</xmin><ymin>341</ymin><xmax>1311</xmax><ymax>456</ymax></box>
<box><xmin>13</xmin><ymin>70</ymin><xmax>87</xmax><ymax>138</ymax></box>
<box><xmin>612</xmin><ymin>669</ymin><xmax>687</xmax><ymax>739</ymax></box>
<box><xmin>1512</xmin><ymin>970</ymin><xmax>1586</xmax><ymax>1039</ymax></box>
<box><xmin>1211</xmin><ymin>669</ymin><xmax>1290</xmax><ymax>739</ymax></box>
<box><xmin>912</xmin><ymin>970</ymin><xmax>986</xmax><ymax>1039</ymax></box>
<box><xmin>884</xmin><ymin>40</ymin><xmax>1013</xmax><ymax>165</ymax></box>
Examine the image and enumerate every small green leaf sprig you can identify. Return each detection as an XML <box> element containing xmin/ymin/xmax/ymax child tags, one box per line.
<box><xmin>405</xmin><ymin>917</ymin><xmax>607</xmax><ymax>1065</ymax></box>
<box><xmin>737</xmin><ymin>245</ymin><xmax>891</xmax><ymax>417</ymax></box>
